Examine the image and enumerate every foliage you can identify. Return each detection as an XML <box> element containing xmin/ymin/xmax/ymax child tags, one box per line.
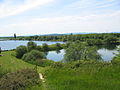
<box><xmin>35</xmin><ymin>59</ymin><xmax>54</xmax><ymax>67</ymax></box>
<box><xmin>16</xmin><ymin>45</ymin><xmax>27</xmax><ymax>58</ymax></box>
<box><xmin>55</xmin><ymin>43</ymin><xmax>62</xmax><ymax>50</ymax></box>
<box><xmin>111</xmin><ymin>46</ymin><xmax>120</xmax><ymax>65</ymax></box>
<box><xmin>9</xmin><ymin>33</ymin><xmax>120</xmax><ymax>44</ymax></box>
<box><xmin>87</xmin><ymin>39</ymin><xmax>103</xmax><ymax>45</ymax></box>
<box><xmin>51</xmin><ymin>62</ymin><xmax>64</xmax><ymax>68</ymax></box>
<box><xmin>64</xmin><ymin>42</ymin><xmax>102</xmax><ymax>62</ymax></box>
<box><xmin>14</xmin><ymin>33</ymin><xmax>16</xmax><ymax>39</ymax></box>
<box><xmin>104</xmin><ymin>36</ymin><xmax>118</xmax><ymax>44</ymax></box>
<box><xmin>22</xmin><ymin>50</ymin><xmax>46</xmax><ymax>61</ymax></box>
<box><xmin>27</xmin><ymin>41</ymin><xmax>37</xmax><ymax>51</ymax></box>
<box><xmin>0</xmin><ymin>68</ymin><xmax>40</xmax><ymax>90</ymax></box>
<box><xmin>42</xmin><ymin>43</ymin><xmax>49</xmax><ymax>52</ymax></box>
<box><xmin>0</xmin><ymin>47</ymin><xmax>1</xmax><ymax>54</ymax></box>
<box><xmin>36</xmin><ymin>46</ymin><xmax>42</xmax><ymax>51</ymax></box>
<box><xmin>44</xmin><ymin>60</ymin><xmax>120</xmax><ymax>90</ymax></box>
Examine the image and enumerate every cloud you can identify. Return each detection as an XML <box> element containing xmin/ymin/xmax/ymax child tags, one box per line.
<box><xmin>0</xmin><ymin>0</ymin><xmax>54</xmax><ymax>18</ymax></box>
<box><xmin>1</xmin><ymin>10</ymin><xmax>120</xmax><ymax>36</ymax></box>
<box><xmin>65</xmin><ymin>0</ymin><xmax>120</xmax><ymax>10</ymax></box>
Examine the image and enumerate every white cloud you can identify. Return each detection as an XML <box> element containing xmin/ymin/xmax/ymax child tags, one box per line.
<box><xmin>1</xmin><ymin>11</ymin><xmax>120</xmax><ymax>36</ymax></box>
<box><xmin>0</xmin><ymin>0</ymin><xmax>54</xmax><ymax>18</ymax></box>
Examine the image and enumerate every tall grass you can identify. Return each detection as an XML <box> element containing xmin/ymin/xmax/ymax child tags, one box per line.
<box><xmin>44</xmin><ymin>61</ymin><xmax>120</xmax><ymax>90</ymax></box>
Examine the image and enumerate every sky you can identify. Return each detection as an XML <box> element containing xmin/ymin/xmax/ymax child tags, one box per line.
<box><xmin>0</xmin><ymin>0</ymin><xmax>120</xmax><ymax>36</ymax></box>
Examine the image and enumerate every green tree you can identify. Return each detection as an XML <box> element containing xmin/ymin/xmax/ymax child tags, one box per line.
<box><xmin>56</xmin><ymin>43</ymin><xmax>62</xmax><ymax>50</ymax></box>
<box><xmin>0</xmin><ymin>47</ymin><xmax>1</xmax><ymax>54</ymax></box>
<box><xmin>16</xmin><ymin>45</ymin><xmax>27</xmax><ymax>58</ymax></box>
<box><xmin>14</xmin><ymin>33</ymin><xmax>16</xmax><ymax>39</ymax></box>
<box><xmin>64</xmin><ymin>42</ymin><xmax>101</xmax><ymax>62</ymax></box>
<box><xmin>42</xmin><ymin>43</ymin><xmax>49</xmax><ymax>52</ymax></box>
<box><xmin>104</xmin><ymin>36</ymin><xmax>118</xmax><ymax>44</ymax></box>
<box><xmin>22</xmin><ymin>50</ymin><xmax>46</xmax><ymax>61</ymax></box>
<box><xmin>27</xmin><ymin>41</ymin><xmax>37</xmax><ymax>51</ymax></box>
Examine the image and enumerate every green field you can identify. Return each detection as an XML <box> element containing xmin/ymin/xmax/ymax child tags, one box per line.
<box><xmin>0</xmin><ymin>51</ymin><xmax>120</xmax><ymax>90</ymax></box>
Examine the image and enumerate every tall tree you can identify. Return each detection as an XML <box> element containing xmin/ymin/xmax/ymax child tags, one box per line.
<box><xmin>64</xmin><ymin>42</ymin><xmax>101</xmax><ymax>62</ymax></box>
<box><xmin>27</xmin><ymin>41</ymin><xmax>37</xmax><ymax>51</ymax></box>
<box><xmin>0</xmin><ymin>47</ymin><xmax>1</xmax><ymax>54</ymax></box>
<box><xmin>14</xmin><ymin>33</ymin><xmax>16</xmax><ymax>39</ymax></box>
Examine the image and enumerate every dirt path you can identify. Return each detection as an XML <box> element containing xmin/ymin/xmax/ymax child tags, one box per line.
<box><xmin>39</xmin><ymin>73</ymin><xmax>45</xmax><ymax>82</ymax></box>
<box><xmin>39</xmin><ymin>73</ymin><xmax>47</xmax><ymax>90</ymax></box>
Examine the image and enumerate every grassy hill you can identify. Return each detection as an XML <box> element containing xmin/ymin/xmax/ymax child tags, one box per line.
<box><xmin>1</xmin><ymin>51</ymin><xmax>120</xmax><ymax>90</ymax></box>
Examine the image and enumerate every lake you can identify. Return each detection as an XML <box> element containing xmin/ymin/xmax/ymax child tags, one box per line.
<box><xmin>47</xmin><ymin>44</ymin><xmax>119</xmax><ymax>62</ymax></box>
<box><xmin>0</xmin><ymin>40</ymin><xmax>119</xmax><ymax>61</ymax></box>
<box><xmin>0</xmin><ymin>40</ymin><xmax>64</xmax><ymax>50</ymax></box>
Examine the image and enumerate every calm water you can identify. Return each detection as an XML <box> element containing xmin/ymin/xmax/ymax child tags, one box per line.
<box><xmin>0</xmin><ymin>40</ymin><xmax>64</xmax><ymax>50</ymax></box>
<box><xmin>47</xmin><ymin>45</ymin><xmax>119</xmax><ymax>61</ymax></box>
<box><xmin>0</xmin><ymin>40</ymin><xmax>119</xmax><ymax>61</ymax></box>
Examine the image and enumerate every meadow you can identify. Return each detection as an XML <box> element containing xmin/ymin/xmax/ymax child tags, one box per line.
<box><xmin>0</xmin><ymin>50</ymin><xmax>120</xmax><ymax>90</ymax></box>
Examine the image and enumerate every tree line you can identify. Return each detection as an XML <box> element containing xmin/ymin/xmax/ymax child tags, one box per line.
<box><xmin>9</xmin><ymin>33</ymin><xmax>120</xmax><ymax>44</ymax></box>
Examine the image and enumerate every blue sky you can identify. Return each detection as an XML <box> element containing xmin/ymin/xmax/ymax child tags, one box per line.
<box><xmin>0</xmin><ymin>0</ymin><xmax>120</xmax><ymax>36</ymax></box>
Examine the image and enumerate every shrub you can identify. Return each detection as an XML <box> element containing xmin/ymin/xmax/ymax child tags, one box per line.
<box><xmin>51</xmin><ymin>62</ymin><xmax>64</xmax><ymax>68</ymax></box>
<box><xmin>22</xmin><ymin>50</ymin><xmax>46</xmax><ymax>61</ymax></box>
<box><xmin>36</xmin><ymin>46</ymin><xmax>42</xmax><ymax>51</ymax></box>
<box><xmin>64</xmin><ymin>42</ymin><xmax>102</xmax><ymax>62</ymax></box>
<box><xmin>36</xmin><ymin>59</ymin><xmax>54</xmax><ymax>67</ymax></box>
<box><xmin>111</xmin><ymin>54</ymin><xmax>120</xmax><ymax>65</ymax></box>
<box><xmin>27</xmin><ymin>41</ymin><xmax>37</xmax><ymax>51</ymax></box>
<box><xmin>42</xmin><ymin>43</ymin><xmax>49</xmax><ymax>52</ymax></box>
<box><xmin>16</xmin><ymin>45</ymin><xmax>27</xmax><ymax>58</ymax></box>
<box><xmin>55</xmin><ymin>43</ymin><xmax>62</xmax><ymax>50</ymax></box>
<box><xmin>0</xmin><ymin>69</ymin><xmax>41</xmax><ymax>90</ymax></box>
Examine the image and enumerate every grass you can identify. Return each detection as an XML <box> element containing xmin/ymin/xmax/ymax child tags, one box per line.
<box><xmin>44</xmin><ymin>62</ymin><xmax>120</xmax><ymax>90</ymax></box>
<box><xmin>0</xmin><ymin>51</ymin><xmax>47</xmax><ymax>90</ymax></box>
<box><xmin>1</xmin><ymin>51</ymin><xmax>120</xmax><ymax>90</ymax></box>
<box><xmin>0</xmin><ymin>51</ymin><xmax>34</xmax><ymax>72</ymax></box>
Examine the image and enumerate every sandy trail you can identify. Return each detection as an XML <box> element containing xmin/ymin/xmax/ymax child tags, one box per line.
<box><xmin>39</xmin><ymin>73</ymin><xmax>45</xmax><ymax>82</ymax></box>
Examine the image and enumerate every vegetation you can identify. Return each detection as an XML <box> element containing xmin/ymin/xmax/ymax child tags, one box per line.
<box><xmin>7</xmin><ymin>33</ymin><xmax>120</xmax><ymax>45</ymax></box>
<box><xmin>64</xmin><ymin>42</ymin><xmax>101</xmax><ymax>62</ymax></box>
<box><xmin>0</xmin><ymin>46</ymin><xmax>120</xmax><ymax>90</ymax></box>
<box><xmin>0</xmin><ymin>47</ymin><xmax>1</xmax><ymax>54</ymax></box>
<box><xmin>14</xmin><ymin>33</ymin><xmax>16</xmax><ymax>39</ymax></box>
<box><xmin>27</xmin><ymin>41</ymin><xmax>37</xmax><ymax>51</ymax></box>
<box><xmin>111</xmin><ymin>47</ymin><xmax>120</xmax><ymax>65</ymax></box>
<box><xmin>42</xmin><ymin>43</ymin><xmax>49</xmax><ymax>52</ymax></box>
<box><xmin>44</xmin><ymin>60</ymin><xmax>120</xmax><ymax>90</ymax></box>
<box><xmin>22</xmin><ymin>50</ymin><xmax>46</xmax><ymax>61</ymax></box>
<box><xmin>16</xmin><ymin>45</ymin><xmax>27</xmax><ymax>58</ymax></box>
<box><xmin>0</xmin><ymin>33</ymin><xmax>120</xmax><ymax>90</ymax></box>
<box><xmin>0</xmin><ymin>68</ymin><xmax>40</xmax><ymax>90</ymax></box>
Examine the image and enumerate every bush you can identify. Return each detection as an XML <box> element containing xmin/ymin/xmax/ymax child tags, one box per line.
<box><xmin>42</xmin><ymin>43</ymin><xmax>49</xmax><ymax>52</ymax></box>
<box><xmin>35</xmin><ymin>59</ymin><xmax>55</xmax><ymax>67</ymax></box>
<box><xmin>27</xmin><ymin>41</ymin><xmax>37</xmax><ymax>51</ymax></box>
<box><xmin>55</xmin><ymin>43</ymin><xmax>62</xmax><ymax>50</ymax></box>
<box><xmin>36</xmin><ymin>46</ymin><xmax>42</xmax><ymax>51</ymax></box>
<box><xmin>22</xmin><ymin>50</ymin><xmax>46</xmax><ymax>61</ymax></box>
<box><xmin>16</xmin><ymin>45</ymin><xmax>27</xmax><ymax>58</ymax></box>
<box><xmin>111</xmin><ymin>54</ymin><xmax>120</xmax><ymax>65</ymax></box>
<box><xmin>64</xmin><ymin>42</ymin><xmax>102</xmax><ymax>62</ymax></box>
<box><xmin>51</xmin><ymin>62</ymin><xmax>64</xmax><ymax>68</ymax></box>
<box><xmin>0</xmin><ymin>69</ymin><xmax>41</xmax><ymax>90</ymax></box>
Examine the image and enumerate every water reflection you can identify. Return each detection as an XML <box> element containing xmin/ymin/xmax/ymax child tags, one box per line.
<box><xmin>97</xmin><ymin>44</ymin><xmax>117</xmax><ymax>50</ymax></box>
<box><xmin>56</xmin><ymin>50</ymin><xmax>61</xmax><ymax>54</ymax></box>
<box><xmin>47</xmin><ymin>49</ymin><xmax>65</xmax><ymax>61</ymax></box>
<box><xmin>47</xmin><ymin>45</ymin><xmax>119</xmax><ymax>62</ymax></box>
